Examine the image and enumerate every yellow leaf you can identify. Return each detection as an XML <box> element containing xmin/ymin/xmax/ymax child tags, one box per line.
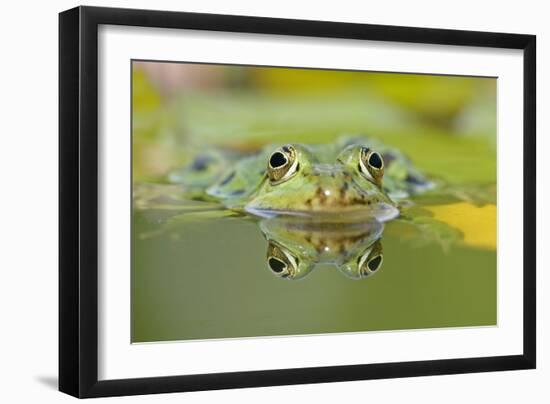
<box><xmin>425</xmin><ymin>202</ymin><xmax>496</xmax><ymax>250</ymax></box>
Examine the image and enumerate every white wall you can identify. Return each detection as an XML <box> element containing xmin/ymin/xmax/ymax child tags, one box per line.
<box><xmin>0</xmin><ymin>0</ymin><xmax>546</xmax><ymax>402</ymax></box>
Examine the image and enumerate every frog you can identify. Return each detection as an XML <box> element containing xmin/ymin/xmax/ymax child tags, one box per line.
<box><xmin>260</xmin><ymin>217</ymin><xmax>384</xmax><ymax>280</ymax></box>
<box><xmin>165</xmin><ymin>135</ymin><xmax>431</xmax><ymax>223</ymax></box>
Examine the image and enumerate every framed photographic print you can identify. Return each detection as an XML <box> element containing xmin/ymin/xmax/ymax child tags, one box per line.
<box><xmin>59</xmin><ymin>6</ymin><xmax>536</xmax><ymax>398</ymax></box>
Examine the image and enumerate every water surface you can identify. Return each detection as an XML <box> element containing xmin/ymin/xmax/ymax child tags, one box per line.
<box><xmin>132</xmin><ymin>194</ymin><xmax>496</xmax><ymax>343</ymax></box>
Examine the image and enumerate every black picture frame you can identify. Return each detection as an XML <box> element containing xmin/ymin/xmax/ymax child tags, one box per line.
<box><xmin>59</xmin><ymin>5</ymin><xmax>536</xmax><ymax>398</ymax></box>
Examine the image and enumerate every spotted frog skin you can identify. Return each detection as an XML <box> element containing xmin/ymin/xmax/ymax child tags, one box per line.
<box><xmin>168</xmin><ymin>136</ymin><xmax>431</xmax><ymax>223</ymax></box>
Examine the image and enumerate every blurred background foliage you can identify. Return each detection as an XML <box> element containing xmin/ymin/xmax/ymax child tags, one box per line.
<box><xmin>132</xmin><ymin>62</ymin><xmax>496</xmax><ymax>184</ymax></box>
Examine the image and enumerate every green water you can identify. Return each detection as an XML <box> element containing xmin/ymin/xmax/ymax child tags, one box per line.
<box><xmin>132</xmin><ymin>203</ymin><xmax>496</xmax><ymax>343</ymax></box>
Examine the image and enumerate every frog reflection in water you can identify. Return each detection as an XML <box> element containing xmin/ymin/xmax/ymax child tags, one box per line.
<box><xmin>168</xmin><ymin>136</ymin><xmax>431</xmax><ymax>222</ymax></box>
<box><xmin>260</xmin><ymin>218</ymin><xmax>384</xmax><ymax>280</ymax></box>
<box><xmin>135</xmin><ymin>136</ymin><xmax>434</xmax><ymax>280</ymax></box>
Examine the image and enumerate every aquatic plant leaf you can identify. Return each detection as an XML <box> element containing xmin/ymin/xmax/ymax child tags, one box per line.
<box><xmin>426</xmin><ymin>202</ymin><xmax>496</xmax><ymax>250</ymax></box>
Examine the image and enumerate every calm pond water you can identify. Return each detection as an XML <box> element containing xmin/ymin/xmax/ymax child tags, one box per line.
<box><xmin>132</xmin><ymin>189</ymin><xmax>496</xmax><ymax>343</ymax></box>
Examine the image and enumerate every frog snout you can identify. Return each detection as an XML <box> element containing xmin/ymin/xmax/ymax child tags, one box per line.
<box><xmin>306</xmin><ymin>173</ymin><xmax>370</xmax><ymax>208</ymax></box>
<box><xmin>245</xmin><ymin>165</ymin><xmax>399</xmax><ymax>222</ymax></box>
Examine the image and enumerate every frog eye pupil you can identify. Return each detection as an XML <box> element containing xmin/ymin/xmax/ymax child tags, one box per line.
<box><xmin>368</xmin><ymin>152</ymin><xmax>383</xmax><ymax>169</ymax></box>
<box><xmin>270</xmin><ymin>152</ymin><xmax>288</xmax><ymax>168</ymax></box>
<box><xmin>368</xmin><ymin>255</ymin><xmax>382</xmax><ymax>271</ymax></box>
<box><xmin>268</xmin><ymin>257</ymin><xmax>287</xmax><ymax>273</ymax></box>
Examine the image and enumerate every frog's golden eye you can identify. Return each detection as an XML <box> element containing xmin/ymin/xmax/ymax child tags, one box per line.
<box><xmin>267</xmin><ymin>145</ymin><xmax>299</xmax><ymax>185</ymax></box>
<box><xmin>266</xmin><ymin>241</ymin><xmax>298</xmax><ymax>278</ymax></box>
<box><xmin>357</xmin><ymin>240</ymin><xmax>383</xmax><ymax>277</ymax></box>
<box><xmin>358</xmin><ymin>147</ymin><xmax>384</xmax><ymax>187</ymax></box>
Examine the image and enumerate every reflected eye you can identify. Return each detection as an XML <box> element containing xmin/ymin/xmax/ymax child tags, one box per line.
<box><xmin>357</xmin><ymin>240</ymin><xmax>383</xmax><ymax>277</ymax></box>
<box><xmin>266</xmin><ymin>241</ymin><xmax>298</xmax><ymax>278</ymax></box>
<box><xmin>366</xmin><ymin>255</ymin><xmax>383</xmax><ymax>272</ymax></box>
<box><xmin>267</xmin><ymin>145</ymin><xmax>299</xmax><ymax>184</ymax></box>
<box><xmin>358</xmin><ymin>147</ymin><xmax>384</xmax><ymax>187</ymax></box>
<box><xmin>268</xmin><ymin>257</ymin><xmax>287</xmax><ymax>274</ymax></box>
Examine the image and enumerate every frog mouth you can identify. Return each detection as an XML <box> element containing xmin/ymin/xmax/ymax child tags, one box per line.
<box><xmin>245</xmin><ymin>202</ymin><xmax>399</xmax><ymax>223</ymax></box>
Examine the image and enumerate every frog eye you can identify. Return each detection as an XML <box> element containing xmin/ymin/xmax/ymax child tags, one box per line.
<box><xmin>357</xmin><ymin>240</ymin><xmax>383</xmax><ymax>277</ymax></box>
<box><xmin>358</xmin><ymin>252</ymin><xmax>383</xmax><ymax>277</ymax></box>
<box><xmin>266</xmin><ymin>241</ymin><xmax>298</xmax><ymax>279</ymax></box>
<box><xmin>358</xmin><ymin>147</ymin><xmax>384</xmax><ymax>187</ymax></box>
<box><xmin>267</xmin><ymin>145</ymin><xmax>299</xmax><ymax>184</ymax></box>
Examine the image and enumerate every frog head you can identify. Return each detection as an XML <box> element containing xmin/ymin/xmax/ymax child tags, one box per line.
<box><xmin>245</xmin><ymin>143</ymin><xmax>398</xmax><ymax>222</ymax></box>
